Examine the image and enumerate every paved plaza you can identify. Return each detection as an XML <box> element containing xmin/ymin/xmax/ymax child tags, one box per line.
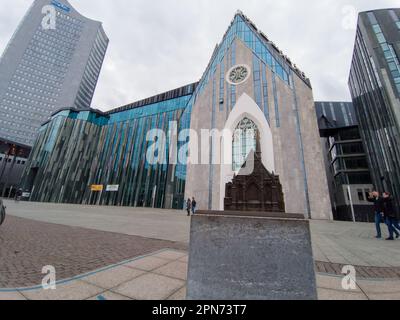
<box><xmin>311</xmin><ymin>220</ymin><xmax>400</xmax><ymax>267</ymax></box>
<box><xmin>4</xmin><ymin>200</ymin><xmax>189</xmax><ymax>243</ymax></box>
<box><xmin>1</xmin><ymin>200</ymin><xmax>400</xmax><ymax>300</ymax></box>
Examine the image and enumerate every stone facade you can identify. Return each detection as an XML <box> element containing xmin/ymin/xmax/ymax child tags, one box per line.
<box><xmin>186</xmin><ymin>36</ymin><xmax>331</xmax><ymax>220</ymax></box>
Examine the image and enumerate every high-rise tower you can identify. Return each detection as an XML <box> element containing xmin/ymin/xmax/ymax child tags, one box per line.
<box><xmin>0</xmin><ymin>0</ymin><xmax>109</xmax><ymax>146</ymax></box>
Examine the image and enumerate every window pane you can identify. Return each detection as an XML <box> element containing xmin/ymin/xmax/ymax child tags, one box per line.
<box><xmin>376</xmin><ymin>33</ymin><xmax>386</xmax><ymax>44</ymax></box>
<box><xmin>357</xmin><ymin>189</ymin><xmax>364</xmax><ymax>201</ymax></box>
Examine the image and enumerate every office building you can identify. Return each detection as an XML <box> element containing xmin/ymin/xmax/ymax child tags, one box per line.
<box><xmin>315</xmin><ymin>101</ymin><xmax>373</xmax><ymax>221</ymax></box>
<box><xmin>349</xmin><ymin>8</ymin><xmax>400</xmax><ymax>214</ymax></box>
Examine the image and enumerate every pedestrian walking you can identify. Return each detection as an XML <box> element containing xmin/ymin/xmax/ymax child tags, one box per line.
<box><xmin>383</xmin><ymin>192</ymin><xmax>400</xmax><ymax>240</ymax></box>
<box><xmin>367</xmin><ymin>191</ymin><xmax>385</xmax><ymax>239</ymax></box>
<box><xmin>186</xmin><ymin>198</ymin><xmax>192</xmax><ymax>216</ymax></box>
<box><xmin>191</xmin><ymin>197</ymin><xmax>197</xmax><ymax>215</ymax></box>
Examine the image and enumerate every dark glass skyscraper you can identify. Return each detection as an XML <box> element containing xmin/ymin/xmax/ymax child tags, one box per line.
<box><xmin>349</xmin><ymin>8</ymin><xmax>400</xmax><ymax>213</ymax></box>
<box><xmin>0</xmin><ymin>0</ymin><xmax>109</xmax><ymax>147</ymax></box>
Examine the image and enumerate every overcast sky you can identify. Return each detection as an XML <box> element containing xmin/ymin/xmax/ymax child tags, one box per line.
<box><xmin>0</xmin><ymin>0</ymin><xmax>398</xmax><ymax>111</ymax></box>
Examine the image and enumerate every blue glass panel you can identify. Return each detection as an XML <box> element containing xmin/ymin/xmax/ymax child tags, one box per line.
<box><xmin>272</xmin><ymin>72</ymin><xmax>280</xmax><ymax>128</ymax></box>
<box><xmin>252</xmin><ymin>54</ymin><xmax>262</xmax><ymax>109</ymax></box>
<box><xmin>261</xmin><ymin>62</ymin><xmax>270</xmax><ymax>123</ymax></box>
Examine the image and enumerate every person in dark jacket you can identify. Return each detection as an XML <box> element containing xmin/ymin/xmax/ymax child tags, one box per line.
<box><xmin>186</xmin><ymin>199</ymin><xmax>192</xmax><ymax>216</ymax></box>
<box><xmin>191</xmin><ymin>197</ymin><xmax>197</xmax><ymax>214</ymax></box>
<box><xmin>367</xmin><ymin>191</ymin><xmax>385</xmax><ymax>239</ymax></box>
<box><xmin>383</xmin><ymin>192</ymin><xmax>400</xmax><ymax>240</ymax></box>
<box><xmin>15</xmin><ymin>188</ymin><xmax>23</xmax><ymax>202</ymax></box>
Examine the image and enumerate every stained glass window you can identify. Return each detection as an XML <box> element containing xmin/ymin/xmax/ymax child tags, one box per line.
<box><xmin>232</xmin><ymin>118</ymin><xmax>258</xmax><ymax>171</ymax></box>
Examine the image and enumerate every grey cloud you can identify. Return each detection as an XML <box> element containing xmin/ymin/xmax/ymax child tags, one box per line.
<box><xmin>0</xmin><ymin>0</ymin><xmax>398</xmax><ymax>111</ymax></box>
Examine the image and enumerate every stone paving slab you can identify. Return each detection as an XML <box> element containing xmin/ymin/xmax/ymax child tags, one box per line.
<box><xmin>112</xmin><ymin>273</ymin><xmax>185</xmax><ymax>300</ymax></box>
<box><xmin>81</xmin><ymin>266</ymin><xmax>145</xmax><ymax>290</ymax></box>
<box><xmin>123</xmin><ymin>256</ymin><xmax>171</xmax><ymax>272</ymax></box>
<box><xmin>153</xmin><ymin>250</ymin><xmax>187</xmax><ymax>261</ymax></box>
<box><xmin>1</xmin><ymin>250</ymin><xmax>400</xmax><ymax>300</ymax></box>
<box><xmin>357</xmin><ymin>279</ymin><xmax>400</xmax><ymax>294</ymax></box>
<box><xmin>21</xmin><ymin>280</ymin><xmax>104</xmax><ymax>300</ymax></box>
<box><xmin>167</xmin><ymin>286</ymin><xmax>187</xmax><ymax>300</ymax></box>
<box><xmin>153</xmin><ymin>261</ymin><xmax>188</xmax><ymax>281</ymax></box>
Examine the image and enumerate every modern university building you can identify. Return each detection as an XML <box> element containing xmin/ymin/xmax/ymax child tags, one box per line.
<box><xmin>349</xmin><ymin>9</ymin><xmax>400</xmax><ymax>213</ymax></box>
<box><xmin>21</xmin><ymin>11</ymin><xmax>332</xmax><ymax>220</ymax></box>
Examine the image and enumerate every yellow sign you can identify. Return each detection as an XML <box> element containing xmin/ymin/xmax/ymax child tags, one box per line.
<box><xmin>91</xmin><ymin>185</ymin><xmax>103</xmax><ymax>192</ymax></box>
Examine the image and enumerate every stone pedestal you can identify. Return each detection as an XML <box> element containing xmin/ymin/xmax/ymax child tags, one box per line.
<box><xmin>186</xmin><ymin>211</ymin><xmax>317</xmax><ymax>300</ymax></box>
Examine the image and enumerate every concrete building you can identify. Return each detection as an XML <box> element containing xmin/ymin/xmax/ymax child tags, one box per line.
<box><xmin>21</xmin><ymin>11</ymin><xmax>332</xmax><ymax>220</ymax></box>
<box><xmin>315</xmin><ymin>101</ymin><xmax>373</xmax><ymax>222</ymax></box>
<box><xmin>0</xmin><ymin>0</ymin><xmax>108</xmax><ymax>195</ymax></box>
<box><xmin>349</xmin><ymin>8</ymin><xmax>400</xmax><ymax>214</ymax></box>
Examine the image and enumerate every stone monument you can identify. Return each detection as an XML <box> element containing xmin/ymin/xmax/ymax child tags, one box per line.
<box><xmin>224</xmin><ymin>134</ymin><xmax>285</xmax><ymax>213</ymax></box>
<box><xmin>186</xmin><ymin>134</ymin><xmax>318</xmax><ymax>300</ymax></box>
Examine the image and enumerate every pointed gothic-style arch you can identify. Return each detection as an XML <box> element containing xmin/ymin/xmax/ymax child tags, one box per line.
<box><xmin>218</xmin><ymin>93</ymin><xmax>275</xmax><ymax>210</ymax></box>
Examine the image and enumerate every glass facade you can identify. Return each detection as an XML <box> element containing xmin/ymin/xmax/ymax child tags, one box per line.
<box><xmin>21</xmin><ymin>84</ymin><xmax>196</xmax><ymax>208</ymax></box>
<box><xmin>349</xmin><ymin>9</ymin><xmax>400</xmax><ymax>215</ymax></box>
<box><xmin>368</xmin><ymin>19</ymin><xmax>400</xmax><ymax>95</ymax></box>
<box><xmin>191</xmin><ymin>12</ymin><xmax>309</xmax><ymax>102</ymax></box>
